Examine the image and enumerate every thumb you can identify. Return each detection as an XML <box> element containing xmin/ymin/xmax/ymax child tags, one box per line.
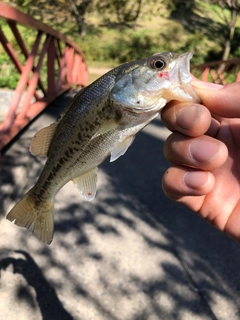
<box><xmin>192</xmin><ymin>81</ymin><xmax>240</xmax><ymax>118</ymax></box>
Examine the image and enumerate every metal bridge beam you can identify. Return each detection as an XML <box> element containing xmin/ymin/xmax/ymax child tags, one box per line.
<box><xmin>192</xmin><ymin>58</ymin><xmax>240</xmax><ymax>85</ymax></box>
<box><xmin>0</xmin><ymin>2</ymin><xmax>88</xmax><ymax>152</ymax></box>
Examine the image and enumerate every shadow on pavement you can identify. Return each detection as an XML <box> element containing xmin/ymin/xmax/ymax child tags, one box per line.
<box><xmin>0</xmin><ymin>251</ymin><xmax>74</xmax><ymax>320</ymax></box>
<box><xmin>98</xmin><ymin>127</ymin><xmax>240</xmax><ymax>318</ymax></box>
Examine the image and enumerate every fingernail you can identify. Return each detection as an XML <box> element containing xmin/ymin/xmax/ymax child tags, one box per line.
<box><xmin>190</xmin><ymin>139</ymin><xmax>222</xmax><ymax>162</ymax></box>
<box><xmin>192</xmin><ymin>80</ymin><xmax>223</xmax><ymax>90</ymax></box>
<box><xmin>176</xmin><ymin>105</ymin><xmax>201</xmax><ymax>130</ymax></box>
<box><xmin>183</xmin><ymin>171</ymin><xmax>210</xmax><ymax>189</ymax></box>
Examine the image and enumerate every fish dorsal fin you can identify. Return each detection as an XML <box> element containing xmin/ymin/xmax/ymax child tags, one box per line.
<box><xmin>29</xmin><ymin>88</ymin><xmax>86</xmax><ymax>157</ymax></box>
<box><xmin>92</xmin><ymin>119</ymin><xmax>119</xmax><ymax>139</ymax></box>
<box><xmin>72</xmin><ymin>168</ymin><xmax>98</xmax><ymax>201</ymax></box>
<box><xmin>110</xmin><ymin>135</ymin><xmax>135</xmax><ymax>162</ymax></box>
<box><xmin>30</xmin><ymin>122</ymin><xmax>58</xmax><ymax>157</ymax></box>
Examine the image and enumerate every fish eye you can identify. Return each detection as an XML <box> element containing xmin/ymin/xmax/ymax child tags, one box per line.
<box><xmin>149</xmin><ymin>57</ymin><xmax>166</xmax><ymax>70</ymax></box>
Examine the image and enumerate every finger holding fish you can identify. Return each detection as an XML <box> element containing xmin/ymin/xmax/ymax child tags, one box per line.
<box><xmin>161</xmin><ymin>101</ymin><xmax>212</xmax><ymax>137</ymax></box>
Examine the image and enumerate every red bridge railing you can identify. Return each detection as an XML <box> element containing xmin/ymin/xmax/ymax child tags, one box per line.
<box><xmin>192</xmin><ymin>58</ymin><xmax>240</xmax><ymax>84</ymax></box>
<box><xmin>0</xmin><ymin>2</ymin><xmax>88</xmax><ymax>152</ymax></box>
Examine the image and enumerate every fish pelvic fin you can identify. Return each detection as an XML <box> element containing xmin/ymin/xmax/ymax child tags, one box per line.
<box><xmin>7</xmin><ymin>189</ymin><xmax>54</xmax><ymax>245</ymax></box>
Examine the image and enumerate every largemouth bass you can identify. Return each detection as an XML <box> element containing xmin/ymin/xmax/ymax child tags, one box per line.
<box><xmin>7</xmin><ymin>51</ymin><xmax>200</xmax><ymax>244</ymax></box>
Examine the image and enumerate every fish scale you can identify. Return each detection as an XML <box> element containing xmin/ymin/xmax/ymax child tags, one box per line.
<box><xmin>7</xmin><ymin>51</ymin><xmax>200</xmax><ymax>244</ymax></box>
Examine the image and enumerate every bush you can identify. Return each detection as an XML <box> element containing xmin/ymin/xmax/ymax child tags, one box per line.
<box><xmin>101</xmin><ymin>28</ymin><xmax>211</xmax><ymax>65</ymax></box>
<box><xmin>0</xmin><ymin>54</ymin><xmax>20</xmax><ymax>89</ymax></box>
<box><xmin>105</xmin><ymin>31</ymin><xmax>160</xmax><ymax>63</ymax></box>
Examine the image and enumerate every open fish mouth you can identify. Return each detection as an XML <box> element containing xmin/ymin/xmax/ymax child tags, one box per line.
<box><xmin>167</xmin><ymin>52</ymin><xmax>201</xmax><ymax>102</ymax></box>
<box><xmin>169</xmin><ymin>51</ymin><xmax>193</xmax><ymax>85</ymax></box>
<box><xmin>178</xmin><ymin>52</ymin><xmax>193</xmax><ymax>84</ymax></box>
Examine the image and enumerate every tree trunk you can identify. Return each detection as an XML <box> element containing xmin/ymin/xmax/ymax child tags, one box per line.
<box><xmin>69</xmin><ymin>0</ymin><xmax>92</xmax><ymax>38</ymax></box>
<box><xmin>219</xmin><ymin>5</ymin><xmax>238</xmax><ymax>71</ymax></box>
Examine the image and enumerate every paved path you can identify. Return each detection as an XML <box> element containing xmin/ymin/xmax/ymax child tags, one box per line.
<box><xmin>1</xmin><ymin>92</ymin><xmax>240</xmax><ymax>320</ymax></box>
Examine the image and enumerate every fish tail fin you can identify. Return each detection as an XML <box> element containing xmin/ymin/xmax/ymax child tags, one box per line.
<box><xmin>7</xmin><ymin>188</ymin><xmax>54</xmax><ymax>244</ymax></box>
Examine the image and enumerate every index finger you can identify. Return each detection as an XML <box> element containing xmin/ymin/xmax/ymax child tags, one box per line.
<box><xmin>192</xmin><ymin>81</ymin><xmax>240</xmax><ymax>118</ymax></box>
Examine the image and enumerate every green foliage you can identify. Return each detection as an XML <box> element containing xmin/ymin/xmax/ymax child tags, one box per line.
<box><xmin>166</xmin><ymin>0</ymin><xmax>240</xmax><ymax>60</ymax></box>
<box><xmin>1</xmin><ymin>0</ymin><xmax>239</xmax><ymax>89</ymax></box>
<box><xmin>90</xmin><ymin>28</ymin><xmax>211</xmax><ymax>65</ymax></box>
<box><xmin>0</xmin><ymin>23</ymin><xmax>49</xmax><ymax>89</ymax></box>
<box><xmin>105</xmin><ymin>31</ymin><xmax>159</xmax><ymax>63</ymax></box>
<box><xmin>78</xmin><ymin>36</ymin><xmax>110</xmax><ymax>62</ymax></box>
<box><xmin>0</xmin><ymin>54</ymin><xmax>19</xmax><ymax>89</ymax></box>
<box><xmin>96</xmin><ymin>0</ymin><xmax>142</xmax><ymax>28</ymax></box>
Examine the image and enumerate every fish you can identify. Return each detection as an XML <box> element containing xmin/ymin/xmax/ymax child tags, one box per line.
<box><xmin>7</xmin><ymin>51</ymin><xmax>200</xmax><ymax>244</ymax></box>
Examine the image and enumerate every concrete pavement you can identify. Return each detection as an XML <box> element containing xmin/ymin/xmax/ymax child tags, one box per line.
<box><xmin>1</xmin><ymin>91</ymin><xmax>240</xmax><ymax>320</ymax></box>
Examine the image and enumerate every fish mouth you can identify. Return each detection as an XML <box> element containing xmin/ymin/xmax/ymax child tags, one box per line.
<box><xmin>169</xmin><ymin>51</ymin><xmax>192</xmax><ymax>85</ymax></box>
<box><xmin>168</xmin><ymin>52</ymin><xmax>201</xmax><ymax>102</ymax></box>
<box><xmin>178</xmin><ymin>52</ymin><xmax>192</xmax><ymax>84</ymax></box>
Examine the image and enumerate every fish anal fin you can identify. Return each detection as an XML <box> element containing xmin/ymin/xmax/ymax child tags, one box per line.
<box><xmin>110</xmin><ymin>135</ymin><xmax>135</xmax><ymax>162</ymax></box>
<box><xmin>30</xmin><ymin>122</ymin><xmax>58</xmax><ymax>157</ymax></box>
<box><xmin>72</xmin><ymin>168</ymin><xmax>98</xmax><ymax>201</ymax></box>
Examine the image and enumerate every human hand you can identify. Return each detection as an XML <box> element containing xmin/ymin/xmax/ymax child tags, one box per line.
<box><xmin>161</xmin><ymin>81</ymin><xmax>240</xmax><ymax>242</ymax></box>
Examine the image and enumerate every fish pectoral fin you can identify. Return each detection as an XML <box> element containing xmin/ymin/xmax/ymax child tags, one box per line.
<box><xmin>30</xmin><ymin>122</ymin><xmax>58</xmax><ymax>157</ymax></box>
<box><xmin>110</xmin><ymin>135</ymin><xmax>135</xmax><ymax>162</ymax></box>
<box><xmin>92</xmin><ymin>119</ymin><xmax>119</xmax><ymax>139</ymax></box>
<box><xmin>72</xmin><ymin>168</ymin><xmax>98</xmax><ymax>201</ymax></box>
